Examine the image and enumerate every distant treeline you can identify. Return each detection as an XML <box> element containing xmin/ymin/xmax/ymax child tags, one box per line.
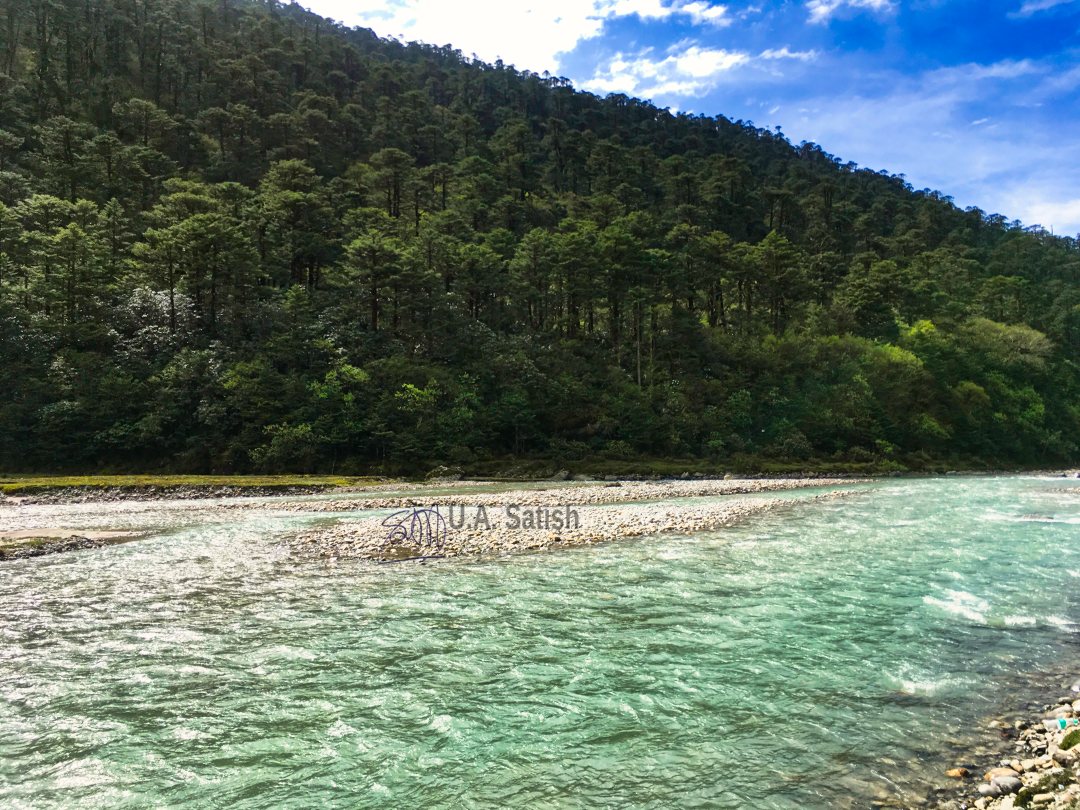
<box><xmin>0</xmin><ymin>0</ymin><xmax>1078</xmax><ymax>472</ymax></box>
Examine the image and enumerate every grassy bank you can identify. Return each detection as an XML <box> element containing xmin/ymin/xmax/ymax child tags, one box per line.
<box><xmin>0</xmin><ymin>475</ymin><xmax>382</xmax><ymax>496</ymax></box>
<box><xmin>3</xmin><ymin>453</ymin><xmax>1069</xmax><ymax>496</ymax></box>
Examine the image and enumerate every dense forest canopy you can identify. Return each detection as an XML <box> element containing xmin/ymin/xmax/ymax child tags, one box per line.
<box><xmin>0</xmin><ymin>0</ymin><xmax>1078</xmax><ymax>473</ymax></box>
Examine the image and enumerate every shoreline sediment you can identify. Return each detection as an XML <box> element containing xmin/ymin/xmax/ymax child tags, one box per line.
<box><xmin>0</xmin><ymin>477</ymin><xmax>866</xmax><ymax>562</ymax></box>
<box><xmin>256</xmin><ymin>476</ymin><xmax>868</xmax><ymax>513</ymax></box>
<box><xmin>1</xmin><ymin>483</ymin><xmax>347</xmax><ymax>505</ymax></box>
<box><xmin>282</xmin><ymin>479</ymin><xmax>864</xmax><ymax>561</ymax></box>
<box><xmin>0</xmin><ymin>475</ymin><xmax>865</xmax><ymax>506</ymax></box>
<box><xmin>0</xmin><ymin>531</ymin><xmax>145</xmax><ymax>560</ymax></box>
<box><xmin>930</xmin><ymin>683</ymin><xmax>1080</xmax><ymax>810</ymax></box>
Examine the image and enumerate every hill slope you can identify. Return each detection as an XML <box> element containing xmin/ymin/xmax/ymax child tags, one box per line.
<box><xmin>0</xmin><ymin>0</ymin><xmax>1078</xmax><ymax>472</ymax></box>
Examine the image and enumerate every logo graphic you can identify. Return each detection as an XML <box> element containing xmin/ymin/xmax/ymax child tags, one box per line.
<box><xmin>381</xmin><ymin>506</ymin><xmax>448</xmax><ymax>555</ymax></box>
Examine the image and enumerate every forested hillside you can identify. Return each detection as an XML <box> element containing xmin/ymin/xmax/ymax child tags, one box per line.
<box><xmin>1</xmin><ymin>0</ymin><xmax>1078</xmax><ymax>473</ymax></box>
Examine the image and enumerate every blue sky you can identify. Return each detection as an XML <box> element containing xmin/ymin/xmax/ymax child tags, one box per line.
<box><xmin>304</xmin><ymin>0</ymin><xmax>1080</xmax><ymax>234</ymax></box>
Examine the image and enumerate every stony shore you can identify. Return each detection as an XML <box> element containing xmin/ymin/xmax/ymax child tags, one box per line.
<box><xmin>0</xmin><ymin>478</ymin><xmax>865</xmax><ymax>562</ymax></box>
<box><xmin>255</xmin><ymin>476</ymin><xmax>865</xmax><ymax>514</ymax></box>
<box><xmin>0</xmin><ymin>531</ymin><xmax>143</xmax><ymax>560</ymax></box>
<box><xmin>1</xmin><ymin>483</ymin><xmax>347</xmax><ymax>505</ymax></box>
<box><xmin>932</xmin><ymin>686</ymin><xmax>1080</xmax><ymax>810</ymax></box>
<box><xmin>0</xmin><ymin>475</ymin><xmax>862</xmax><ymax>506</ymax></box>
<box><xmin>283</xmin><ymin>480</ymin><xmax>862</xmax><ymax>561</ymax></box>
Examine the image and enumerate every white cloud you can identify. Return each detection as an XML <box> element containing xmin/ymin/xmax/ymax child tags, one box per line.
<box><xmin>583</xmin><ymin>41</ymin><xmax>816</xmax><ymax>99</ymax></box>
<box><xmin>1011</xmin><ymin>197</ymin><xmax>1080</xmax><ymax>235</ymax></box>
<box><xmin>676</xmin><ymin>1</ymin><xmax>732</xmax><ymax>24</ymax></box>
<box><xmin>955</xmin><ymin>59</ymin><xmax>1039</xmax><ymax>80</ymax></box>
<box><xmin>1012</xmin><ymin>0</ymin><xmax>1076</xmax><ymax>16</ymax></box>
<box><xmin>583</xmin><ymin>45</ymin><xmax>750</xmax><ymax>97</ymax></box>
<box><xmin>304</xmin><ymin>0</ymin><xmax>730</xmax><ymax>74</ymax></box>
<box><xmin>773</xmin><ymin>59</ymin><xmax>1080</xmax><ymax>233</ymax></box>
<box><xmin>806</xmin><ymin>0</ymin><xmax>894</xmax><ymax>24</ymax></box>
<box><xmin>607</xmin><ymin>0</ymin><xmax>731</xmax><ymax>24</ymax></box>
<box><xmin>760</xmin><ymin>47</ymin><xmax>818</xmax><ymax>61</ymax></box>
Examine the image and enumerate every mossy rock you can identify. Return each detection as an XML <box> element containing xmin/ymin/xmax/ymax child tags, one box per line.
<box><xmin>1016</xmin><ymin>769</ymin><xmax>1075</xmax><ymax>807</ymax></box>
<box><xmin>1062</xmin><ymin>727</ymin><xmax>1080</xmax><ymax>751</ymax></box>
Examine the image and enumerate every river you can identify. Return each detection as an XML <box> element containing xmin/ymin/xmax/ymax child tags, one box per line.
<box><xmin>1</xmin><ymin>475</ymin><xmax>1078</xmax><ymax>808</ymax></box>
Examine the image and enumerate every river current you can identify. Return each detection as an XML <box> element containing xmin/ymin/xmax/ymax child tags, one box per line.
<box><xmin>1</xmin><ymin>476</ymin><xmax>1078</xmax><ymax>808</ymax></box>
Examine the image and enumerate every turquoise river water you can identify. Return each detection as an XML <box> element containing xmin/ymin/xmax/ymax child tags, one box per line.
<box><xmin>1</xmin><ymin>476</ymin><xmax>1079</xmax><ymax>808</ymax></box>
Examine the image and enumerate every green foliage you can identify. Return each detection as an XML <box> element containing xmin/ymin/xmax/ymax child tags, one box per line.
<box><xmin>0</xmin><ymin>0</ymin><xmax>1077</xmax><ymax>472</ymax></box>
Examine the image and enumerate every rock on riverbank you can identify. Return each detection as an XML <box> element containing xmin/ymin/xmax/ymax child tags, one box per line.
<box><xmin>935</xmin><ymin>690</ymin><xmax>1080</xmax><ymax>810</ymax></box>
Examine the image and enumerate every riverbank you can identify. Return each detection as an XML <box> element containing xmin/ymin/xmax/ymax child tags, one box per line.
<box><xmin>452</xmin><ymin>458</ymin><xmax>1080</xmax><ymax>480</ymax></box>
<box><xmin>0</xmin><ymin>477</ymin><xmax>865</xmax><ymax>561</ymax></box>
<box><xmin>0</xmin><ymin>475</ymin><xmax>383</xmax><ymax>504</ymax></box>
<box><xmin>0</xmin><ymin>531</ymin><xmax>144</xmax><ymax>560</ymax></box>
<box><xmin>1</xmin><ymin>470</ymin><xmax>1074</xmax><ymax>506</ymax></box>
<box><xmin>256</xmin><ymin>476</ymin><xmax>868</xmax><ymax>513</ymax></box>
<box><xmin>281</xmin><ymin>478</ymin><xmax>864</xmax><ymax>561</ymax></box>
<box><xmin>931</xmin><ymin>682</ymin><xmax>1080</xmax><ymax>810</ymax></box>
<box><xmin>289</xmin><ymin>493</ymin><xmax>854</xmax><ymax>561</ymax></box>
